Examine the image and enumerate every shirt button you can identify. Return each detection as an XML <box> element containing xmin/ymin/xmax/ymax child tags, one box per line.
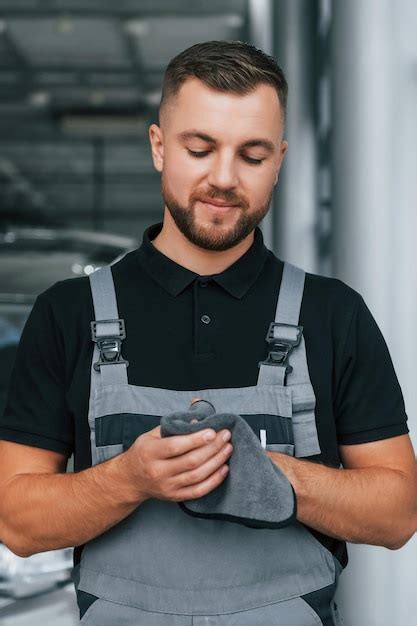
<box><xmin>201</xmin><ymin>314</ymin><xmax>211</xmax><ymax>324</ymax></box>
<box><xmin>200</xmin><ymin>280</ymin><xmax>208</xmax><ymax>287</ymax></box>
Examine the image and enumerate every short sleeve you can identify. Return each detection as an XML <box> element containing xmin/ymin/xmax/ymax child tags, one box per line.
<box><xmin>0</xmin><ymin>292</ymin><xmax>74</xmax><ymax>456</ymax></box>
<box><xmin>334</xmin><ymin>293</ymin><xmax>409</xmax><ymax>444</ymax></box>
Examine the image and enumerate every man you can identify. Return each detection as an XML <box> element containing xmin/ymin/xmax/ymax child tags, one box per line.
<box><xmin>0</xmin><ymin>40</ymin><xmax>415</xmax><ymax>626</ymax></box>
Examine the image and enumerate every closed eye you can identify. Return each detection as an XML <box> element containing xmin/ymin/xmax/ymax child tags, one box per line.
<box><xmin>186</xmin><ymin>149</ymin><xmax>264</xmax><ymax>166</ymax></box>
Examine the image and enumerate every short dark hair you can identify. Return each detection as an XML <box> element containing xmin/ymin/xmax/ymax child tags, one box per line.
<box><xmin>159</xmin><ymin>40</ymin><xmax>288</xmax><ymax>126</ymax></box>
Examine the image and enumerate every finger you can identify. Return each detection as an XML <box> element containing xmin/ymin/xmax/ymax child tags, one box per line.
<box><xmin>176</xmin><ymin>442</ymin><xmax>233</xmax><ymax>487</ymax></box>
<box><xmin>158</xmin><ymin>428</ymin><xmax>226</xmax><ymax>460</ymax></box>
<box><xmin>176</xmin><ymin>462</ymin><xmax>230</xmax><ymax>501</ymax></box>
<box><xmin>164</xmin><ymin>437</ymin><xmax>232</xmax><ymax>483</ymax></box>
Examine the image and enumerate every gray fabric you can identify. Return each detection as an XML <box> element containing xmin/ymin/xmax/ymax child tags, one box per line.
<box><xmin>80</xmin><ymin>598</ymin><xmax>192</xmax><ymax>625</ymax></box>
<box><xmin>92</xmin><ymin>383</ymin><xmax>293</xmax><ymax>420</ymax></box>
<box><xmin>95</xmin><ymin>443</ymin><xmax>124</xmax><ymax>464</ymax></box>
<box><xmin>193</xmin><ymin>597</ymin><xmax>324</xmax><ymax>625</ymax></box>
<box><xmin>88</xmin><ymin>346</ymin><xmax>130</xmax><ymax>464</ymax></box>
<box><xmin>79</xmin><ymin>596</ymin><xmax>324</xmax><ymax>625</ymax></box>
<box><xmin>293</xmin><ymin>412</ymin><xmax>321</xmax><ymax>457</ymax></box>
<box><xmin>275</xmin><ymin>262</ymin><xmax>305</xmax><ymax>323</ymax></box>
<box><xmin>266</xmin><ymin>442</ymin><xmax>295</xmax><ymax>456</ymax></box>
<box><xmin>257</xmin><ymin>360</ymin><xmax>287</xmax><ymax>385</ymax></box>
<box><xmin>88</xmin><ymin>261</ymin><xmax>321</xmax><ymax>458</ymax></box>
<box><xmin>159</xmin><ymin>400</ymin><xmax>296</xmax><ymax>528</ymax></box>
<box><xmin>89</xmin><ymin>267</ymin><xmax>128</xmax><ymax>387</ymax></box>
<box><xmin>257</xmin><ymin>262</ymin><xmax>321</xmax><ymax>457</ymax></box>
<box><xmin>76</xmin><ymin>261</ymin><xmax>338</xmax><ymax>619</ymax></box>
<box><xmin>89</xmin><ymin>266</ymin><xmax>119</xmax><ymax>320</ymax></box>
<box><xmin>88</xmin><ymin>382</ymin><xmax>294</xmax><ymax>467</ymax></box>
<box><xmin>291</xmin><ymin>383</ymin><xmax>317</xmax><ymax>411</ymax></box>
<box><xmin>87</xmin><ymin>346</ymin><xmax>101</xmax><ymax>466</ymax></box>
<box><xmin>90</xmin><ymin>379</ymin><xmax>318</xmax><ymax>459</ymax></box>
<box><xmin>257</xmin><ymin>262</ymin><xmax>305</xmax><ymax>387</ymax></box>
<box><xmin>88</xmin><ymin>266</ymin><xmax>128</xmax><ymax>463</ymax></box>
<box><xmin>77</xmin><ymin>502</ymin><xmax>336</xmax><ymax>614</ymax></box>
<box><xmin>97</xmin><ymin>358</ymin><xmax>127</xmax><ymax>387</ymax></box>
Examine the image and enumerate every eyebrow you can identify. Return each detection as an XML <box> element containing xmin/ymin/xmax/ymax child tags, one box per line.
<box><xmin>177</xmin><ymin>130</ymin><xmax>275</xmax><ymax>154</ymax></box>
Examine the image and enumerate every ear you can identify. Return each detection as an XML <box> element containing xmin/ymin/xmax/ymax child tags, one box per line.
<box><xmin>148</xmin><ymin>123</ymin><xmax>164</xmax><ymax>173</ymax></box>
<box><xmin>274</xmin><ymin>140</ymin><xmax>288</xmax><ymax>185</ymax></box>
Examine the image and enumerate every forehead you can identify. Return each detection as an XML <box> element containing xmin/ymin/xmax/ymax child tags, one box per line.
<box><xmin>167</xmin><ymin>77</ymin><xmax>283</xmax><ymax>140</ymax></box>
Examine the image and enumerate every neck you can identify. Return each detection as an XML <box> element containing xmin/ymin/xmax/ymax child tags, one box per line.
<box><xmin>152</xmin><ymin>210</ymin><xmax>255</xmax><ymax>276</ymax></box>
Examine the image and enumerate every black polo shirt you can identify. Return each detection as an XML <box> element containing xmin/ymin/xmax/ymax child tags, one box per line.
<box><xmin>0</xmin><ymin>222</ymin><xmax>409</xmax><ymax>570</ymax></box>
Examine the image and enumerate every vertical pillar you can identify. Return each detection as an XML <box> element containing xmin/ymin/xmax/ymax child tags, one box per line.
<box><xmin>248</xmin><ymin>0</ymin><xmax>275</xmax><ymax>251</ymax></box>
<box><xmin>331</xmin><ymin>2</ymin><xmax>417</xmax><ymax>624</ymax></box>
<box><xmin>271</xmin><ymin>0</ymin><xmax>319</xmax><ymax>271</ymax></box>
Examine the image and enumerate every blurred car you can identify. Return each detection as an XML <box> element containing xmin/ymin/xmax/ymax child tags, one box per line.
<box><xmin>0</xmin><ymin>547</ymin><xmax>74</xmax><ymax>600</ymax></box>
<box><xmin>0</xmin><ymin>226</ymin><xmax>137</xmax><ymax>419</ymax></box>
<box><xmin>0</xmin><ymin>225</ymin><xmax>137</xmax><ymax>603</ymax></box>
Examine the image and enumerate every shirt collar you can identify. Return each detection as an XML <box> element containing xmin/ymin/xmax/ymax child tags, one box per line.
<box><xmin>135</xmin><ymin>222</ymin><xmax>269</xmax><ymax>299</ymax></box>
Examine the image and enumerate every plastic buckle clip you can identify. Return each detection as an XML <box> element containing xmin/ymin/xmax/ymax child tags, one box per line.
<box><xmin>91</xmin><ymin>319</ymin><xmax>129</xmax><ymax>371</ymax></box>
<box><xmin>258</xmin><ymin>322</ymin><xmax>303</xmax><ymax>374</ymax></box>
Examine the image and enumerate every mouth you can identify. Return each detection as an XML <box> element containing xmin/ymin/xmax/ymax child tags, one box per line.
<box><xmin>198</xmin><ymin>199</ymin><xmax>240</xmax><ymax>213</ymax></box>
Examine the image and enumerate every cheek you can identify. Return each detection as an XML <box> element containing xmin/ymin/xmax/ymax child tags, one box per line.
<box><xmin>247</xmin><ymin>175</ymin><xmax>273</xmax><ymax>202</ymax></box>
<box><xmin>164</xmin><ymin>151</ymin><xmax>189</xmax><ymax>181</ymax></box>
<box><xmin>167</xmin><ymin>153</ymin><xmax>206</xmax><ymax>190</ymax></box>
<box><xmin>163</xmin><ymin>159</ymin><xmax>198</xmax><ymax>204</ymax></box>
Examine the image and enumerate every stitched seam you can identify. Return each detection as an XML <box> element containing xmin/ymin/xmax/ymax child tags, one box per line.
<box><xmin>80</xmin><ymin>565</ymin><xmax>334</xmax><ymax>593</ymax></box>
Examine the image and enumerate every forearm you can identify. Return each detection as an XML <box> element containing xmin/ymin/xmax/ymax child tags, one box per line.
<box><xmin>268</xmin><ymin>452</ymin><xmax>417</xmax><ymax>549</ymax></box>
<box><xmin>1</xmin><ymin>452</ymin><xmax>146</xmax><ymax>557</ymax></box>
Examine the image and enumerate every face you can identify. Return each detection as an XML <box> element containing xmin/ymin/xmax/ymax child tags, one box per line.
<box><xmin>149</xmin><ymin>77</ymin><xmax>288</xmax><ymax>251</ymax></box>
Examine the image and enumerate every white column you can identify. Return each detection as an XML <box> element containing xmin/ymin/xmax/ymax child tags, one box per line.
<box><xmin>271</xmin><ymin>0</ymin><xmax>318</xmax><ymax>271</ymax></box>
<box><xmin>248</xmin><ymin>0</ymin><xmax>275</xmax><ymax>251</ymax></box>
<box><xmin>331</xmin><ymin>2</ymin><xmax>417</xmax><ymax>625</ymax></box>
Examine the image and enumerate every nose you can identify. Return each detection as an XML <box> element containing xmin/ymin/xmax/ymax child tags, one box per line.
<box><xmin>206</xmin><ymin>153</ymin><xmax>239</xmax><ymax>190</ymax></box>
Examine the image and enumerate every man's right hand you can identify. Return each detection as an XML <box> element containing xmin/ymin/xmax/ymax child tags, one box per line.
<box><xmin>123</xmin><ymin>425</ymin><xmax>233</xmax><ymax>503</ymax></box>
<box><xmin>0</xmin><ymin>425</ymin><xmax>232</xmax><ymax>556</ymax></box>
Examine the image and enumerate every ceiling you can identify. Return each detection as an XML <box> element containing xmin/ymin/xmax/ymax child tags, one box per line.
<box><xmin>0</xmin><ymin>0</ymin><xmax>249</xmax><ymax>237</ymax></box>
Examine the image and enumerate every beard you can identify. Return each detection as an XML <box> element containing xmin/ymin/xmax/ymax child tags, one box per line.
<box><xmin>160</xmin><ymin>172</ymin><xmax>273</xmax><ymax>252</ymax></box>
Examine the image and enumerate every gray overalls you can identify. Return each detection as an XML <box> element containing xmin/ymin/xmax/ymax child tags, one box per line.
<box><xmin>72</xmin><ymin>261</ymin><xmax>344</xmax><ymax>625</ymax></box>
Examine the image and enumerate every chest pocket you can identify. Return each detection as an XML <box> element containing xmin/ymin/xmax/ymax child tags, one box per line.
<box><xmin>94</xmin><ymin>409</ymin><xmax>295</xmax><ymax>452</ymax></box>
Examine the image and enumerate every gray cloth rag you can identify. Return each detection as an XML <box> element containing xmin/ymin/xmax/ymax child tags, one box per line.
<box><xmin>159</xmin><ymin>400</ymin><xmax>297</xmax><ymax>529</ymax></box>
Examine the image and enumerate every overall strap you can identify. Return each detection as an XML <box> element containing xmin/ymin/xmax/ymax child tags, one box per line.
<box><xmin>257</xmin><ymin>262</ymin><xmax>321</xmax><ymax>457</ymax></box>
<box><xmin>257</xmin><ymin>262</ymin><xmax>305</xmax><ymax>386</ymax></box>
<box><xmin>89</xmin><ymin>266</ymin><xmax>128</xmax><ymax>389</ymax></box>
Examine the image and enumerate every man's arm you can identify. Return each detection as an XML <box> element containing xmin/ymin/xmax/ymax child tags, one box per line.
<box><xmin>0</xmin><ymin>424</ymin><xmax>232</xmax><ymax>558</ymax></box>
<box><xmin>0</xmin><ymin>440</ymin><xmax>143</xmax><ymax>557</ymax></box>
<box><xmin>267</xmin><ymin>434</ymin><xmax>417</xmax><ymax>549</ymax></box>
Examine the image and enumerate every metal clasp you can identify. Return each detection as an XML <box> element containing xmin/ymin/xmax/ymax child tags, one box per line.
<box><xmin>258</xmin><ymin>322</ymin><xmax>303</xmax><ymax>374</ymax></box>
<box><xmin>91</xmin><ymin>319</ymin><xmax>129</xmax><ymax>371</ymax></box>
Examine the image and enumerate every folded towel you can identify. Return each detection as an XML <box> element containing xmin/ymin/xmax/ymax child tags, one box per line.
<box><xmin>160</xmin><ymin>400</ymin><xmax>297</xmax><ymax>529</ymax></box>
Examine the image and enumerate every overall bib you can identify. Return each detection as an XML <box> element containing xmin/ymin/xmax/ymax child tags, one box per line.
<box><xmin>73</xmin><ymin>261</ymin><xmax>344</xmax><ymax>625</ymax></box>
